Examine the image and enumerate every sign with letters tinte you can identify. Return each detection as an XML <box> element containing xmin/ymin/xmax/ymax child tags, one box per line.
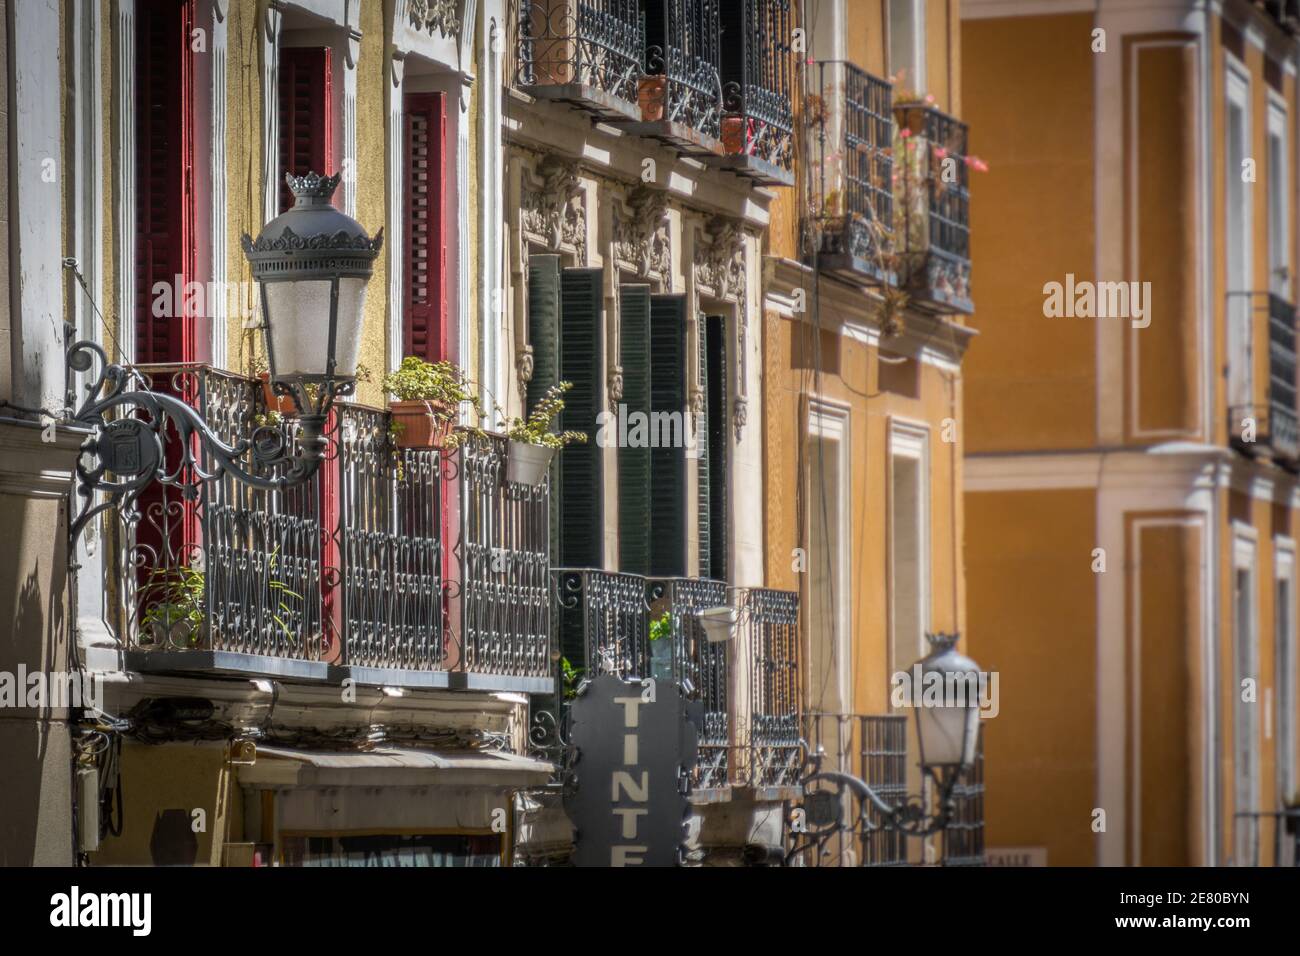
<box><xmin>563</xmin><ymin>674</ymin><xmax>697</xmax><ymax>867</ymax></box>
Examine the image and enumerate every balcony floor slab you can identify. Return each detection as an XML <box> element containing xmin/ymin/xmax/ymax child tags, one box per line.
<box><xmin>701</xmin><ymin>152</ymin><xmax>794</xmax><ymax>186</ymax></box>
<box><xmin>609</xmin><ymin>119</ymin><xmax>723</xmax><ymax>156</ymax></box>
<box><xmin>522</xmin><ymin>83</ymin><xmax>641</xmax><ymax>122</ymax></box>
<box><xmin>124</xmin><ymin>649</ymin><xmax>332</xmax><ymax>683</ymax></box>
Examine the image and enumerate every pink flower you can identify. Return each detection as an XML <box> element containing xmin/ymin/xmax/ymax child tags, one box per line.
<box><xmin>900</xmin><ymin>128</ymin><xmax>912</xmax><ymax>138</ymax></box>
<box><xmin>925</xmin><ymin>94</ymin><xmax>935</xmax><ymax>104</ymax></box>
<box><xmin>933</xmin><ymin>146</ymin><xmax>947</xmax><ymax>158</ymax></box>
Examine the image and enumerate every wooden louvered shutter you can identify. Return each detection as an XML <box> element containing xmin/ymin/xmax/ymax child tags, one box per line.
<box><xmin>403</xmin><ymin>92</ymin><xmax>447</xmax><ymax>361</ymax></box>
<box><xmin>649</xmin><ymin>294</ymin><xmax>688</xmax><ymax>577</ymax></box>
<box><xmin>136</xmin><ymin>0</ymin><xmax>195</xmax><ymax>363</ymax></box>
<box><xmin>556</xmin><ymin>268</ymin><xmax>605</xmax><ymax>569</ymax></box>
<box><xmin>527</xmin><ymin>255</ymin><xmax>562</xmax><ymax>406</ymax></box>
<box><xmin>527</xmin><ymin>255</ymin><xmax>563</xmax><ymax>561</ymax></box>
<box><xmin>704</xmin><ymin>314</ymin><xmax>729</xmax><ymax>581</ymax></box>
<box><xmin>619</xmin><ymin>285</ymin><xmax>652</xmax><ymax>574</ymax></box>
<box><xmin>278</xmin><ymin>47</ymin><xmax>336</xmax><ymax>647</ymax></box>
<box><xmin>279</xmin><ymin>47</ymin><xmax>333</xmax><ymax>213</ymax></box>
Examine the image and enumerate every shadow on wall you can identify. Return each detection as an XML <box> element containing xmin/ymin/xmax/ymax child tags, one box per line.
<box><xmin>150</xmin><ymin>809</ymin><xmax>200</xmax><ymax>866</ymax></box>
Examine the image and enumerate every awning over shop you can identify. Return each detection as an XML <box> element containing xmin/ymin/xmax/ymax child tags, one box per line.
<box><xmin>237</xmin><ymin>745</ymin><xmax>554</xmax><ymax>789</ymax></box>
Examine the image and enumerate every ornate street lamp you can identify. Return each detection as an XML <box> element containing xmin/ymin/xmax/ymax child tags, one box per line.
<box><xmin>66</xmin><ymin>171</ymin><xmax>382</xmax><ymax>545</ymax></box>
<box><xmin>790</xmin><ymin>633</ymin><xmax>987</xmax><ymax>860</ymax></box>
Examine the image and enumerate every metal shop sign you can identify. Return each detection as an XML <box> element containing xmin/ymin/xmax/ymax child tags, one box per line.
<box><xmin>564</xmin><ymin>674</ymin><xmax>697</xmax><ymax>867</ymax></box>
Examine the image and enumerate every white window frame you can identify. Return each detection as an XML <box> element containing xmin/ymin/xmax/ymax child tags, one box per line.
<box><xmin>1226</xmin><ymin>58</ymin><xmax>1253</xmax><ymax>411</ymax></box>
<box><xmin>1232</xmin><ymin>524</ymin><xmax>1260</xmax><ymax>866</ymax></box>
<box><xmin>1268</xmin><ymin>96</ymin><xmax>1290</xmax><ymax>299</ymax></box>
<box><xmin>888</xmin><ymin>419</ymin><xmax>931</xmax><ymax>675</ymax></box>
<box><xmin>806</xmin><ymin>398</ymin><xmax>852</xmax><ymax>714</ymax></box>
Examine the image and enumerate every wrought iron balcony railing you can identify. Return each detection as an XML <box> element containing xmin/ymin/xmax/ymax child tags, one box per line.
<box><xmin>114</xmin><ymin>367</ymin><xmax>551</xmax><ymax>691</ymax></box>
<box><xmin>451</xmin><ymin>432</ymin><xmax>553</xmax><ymax>687</ymax></box>
<box><xmin>515</xmin><ymin>0</ymin><xmax>645</xmax><ymax>120</ymax></box>
<box><xmin>894</xmin><ymin>101</ymin><xmax>973</xmax><ymax>313</ymax></box>
<box><xmin>803</xmin><ymin>714</ymin><xmax>910</xmax><ymax>866</ymax></box>
<box><xmin>746</xmin><ymin>587</ymin><xmax>801</xmax><ymax>790</ymax></box>
<box><xmin>542</xmin><ymin>570</ymin><xmax>801</xmax><ymax>793</ymax></box>
<box><xmin>808</xmin><ymin>61</ymin><xmax>895</xmax><ymax>285</ymax></box>
<box><xmin>941</xmin><ymin>728</ymin><xmax>985</xmax><ymax>866</ymax></box>
<box><xmin>121</xmin><ymin>365</ymin><xmax>330</xmax><ymax>676</ymax></box>
<box><xmin>1228</xmin><ymin>403</ymin><xmax>1300</xmax><ymax>465</ymax></box>
<box><xmin>627</xmin><ymin>0</ymin><xmax>724</xmax><ymax>152</ymax></box>
<box><xmin>336</xmin><ymin>404</ymin><xmax>444</xmax><ymax>673</ymax></box>
<box><xmin>649</xmin><ymin>576</ymin><xmax>730</xmax><ymax>789</ymax></box>
<box><xmin>1269</xmin><ymin>293</ymin><xmax>1300</xmax><ymax>465</ymax></box>
<box><xmin>803</xmin><ymin>713</ymin><xmax>987</xmax><ymax>867</ymax></box>
<box><xmin>707</xmin><ymin>0</ymin><xmax>794</xmax><ymax>185</ymax></box>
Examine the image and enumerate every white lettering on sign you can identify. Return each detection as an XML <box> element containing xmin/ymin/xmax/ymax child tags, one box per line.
<box><xmin>612</xmin><ymin>695</ymin><xmax>651</xmax><ymax>865</ymax></box>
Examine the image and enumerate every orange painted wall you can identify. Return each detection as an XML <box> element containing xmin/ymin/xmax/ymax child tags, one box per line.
<box><xmin>965</xmin><ymin>487</ymin><xmax>1097</xmax><ymax>866</ymax></box>
<box><xmin>960</xmin><ymin>14</ymin><xmax>1097</xmax><ymax>454</ymax></box>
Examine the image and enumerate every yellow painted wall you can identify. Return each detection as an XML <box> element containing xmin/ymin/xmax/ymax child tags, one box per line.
<box><xmin>763</xmin><ymin>306</ymin><xmax>965</xmax><ymax>718</ymax></box>
<box><xmin>92</xmin><ymin>742</ymin><xmax>242</xmax><ymax>866</ymax></box>
<box><xmin>1126</xmin><ymin>36</ymin><xmax>1200</xmax><ymax>442</ymax></box>
<box><xmin>965</xmin><ymin>487</ymin><xmax>1097</xmax><ymax>866</ymax></box>
<box><xmin>960</xmin><ymin>14</ymin><xmax>1097</xmax><ymax>453</ymax></box>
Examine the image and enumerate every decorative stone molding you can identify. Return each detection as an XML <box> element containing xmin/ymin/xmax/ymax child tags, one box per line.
<box><xmin>732</xmin><ymin>395</ymin><xmax>749</xmax><ymax>441</ymax></box>
<box><xmin>693</xmin><ymin>217</ymin><xmax>750</xmax><ymax>441</ymax></box>
<box><xmin>410</xmin><ymin>0</ymin><xmax>460</xmax><ymax>38</ymax></box>
<box><xmin>520</xmin><ymin>154</ymin><xmax>587</xmax><ymax>264</ymax></box>
<box><xmin>612</xmin><ymin>185</ymin><xmax>671</xmax><ymax>281</ymax></box>
<box><xmin>693</xmin><ymin>216</ymin><xmax>746</xmax><ymax>305</ymax></box>
<box><xmin>517</xmin><ymin>344</ymin><xmax>535</xmax><ymax>387</ymax></box>
<box><xmin>608</xmin><ymin>366</ymin><xmax>624</xmax><ymax>403</ymax></box>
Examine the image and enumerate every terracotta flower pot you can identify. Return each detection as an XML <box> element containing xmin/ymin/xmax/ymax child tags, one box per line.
<box><xmin>638</xmin><ymin>75</ymin><xmax>668</xmax><ymax>123</ymax></box>
<box><xmin>721</xmin><ymin>116</ymin><xmax>752</xmax><ymax>155</ymax></box>
<box><xmin>390</xmin><ymin>399</ymin><xmax>456</xmax><ymax>449</ymax></box>
<box><xmin>258</xmin><ymin>373</ymin><xmax>298</xmax><ymax>416</ymax></box>
<box><xmin>506</xmin><ymin>440</ymin><xmax>555</xmax><ymax>487</ymax></box>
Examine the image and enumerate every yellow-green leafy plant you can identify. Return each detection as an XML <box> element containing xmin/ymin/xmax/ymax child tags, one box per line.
<box><xmin>503</xmin><ymin>381</ymin><xmax>588</xmax><ymax>448</ymax></box>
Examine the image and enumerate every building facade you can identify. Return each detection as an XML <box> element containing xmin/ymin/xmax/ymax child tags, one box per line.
<box><xmin>964</xmin><ymin>0</ymin><xmax>1300</xmax><ymax>866</ymax></box>
<box><xmin>762</xmin><ymin>0</ymin><xmax>979</xmax><ymax>866</ymax></box>
<box><xmin>1</xmin><ymin>0</ymin><xmax>982</xmax><ymax>867</ymax></box>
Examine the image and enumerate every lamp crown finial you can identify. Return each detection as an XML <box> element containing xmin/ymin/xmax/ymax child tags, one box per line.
<box><xmin>285</xmin><ymin>170</ymin><xmax>342</xmax><ymax>201</ymax></box>
<box><xmin>925</xmin><ymin>631</ymin><xmax>960</xmax><ymax>653</ymax></box>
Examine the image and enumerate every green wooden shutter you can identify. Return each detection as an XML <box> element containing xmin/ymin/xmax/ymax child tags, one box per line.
<box><xmin>557</xmin><ymin>268</ymin><xmax>605</xmax><ymax>568</ymax></box>
<box><xmin>526</xmin><ymin>254</ymin><xmax>561</xmax><ymax>408</ymax></box>
<box><xmin>696</xmin><ymin>314</ymin><xmax>711</xmax><ymax>579</ymax></box>
<box><xmin>649</xmin><ymin>294</ymin><xmax>688</xmax><ymax>577</ymax></box>
<box><xmin>527</xmin><ymin>255</ymin><xmax>563</xmax><ymax>564</ymax></box>
<box><xmin>706</xmin><ymin>314</ymin><xmax>729</xmax><ymax>581</ymax></box>
<box><xmin>619</xmin><ymin>285</ymin><xmax>653</xmax><ymax>575</ymax></box>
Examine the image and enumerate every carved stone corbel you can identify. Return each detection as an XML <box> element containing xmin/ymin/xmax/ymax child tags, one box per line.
<box><xmin>612</xmin><ymin>185</ymin><xmax>671</xmax><ymax>281</ymax></box>
<box><xmin>520</xmin><ymin>154</ymin><xmax>587</xmax><ymax>264</ymax></box>
<box><xmin>409</xmin><ymin>0</ymin><xmax>460</xmax><ymax>38</ymax></box>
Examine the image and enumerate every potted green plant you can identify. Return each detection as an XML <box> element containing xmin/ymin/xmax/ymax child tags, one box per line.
<box><xmin>649</xmin><ymin>610</ymin><xmax>674</xmax><ymax>682</ymax></box>
<box><xmin>502</xmin><ymin>381</ymin><xmax>587</xmax><ymax>486</ymax></box>
<box><xmin>382</xmin><ymin>356</ymin><xmax>481</xmax><ymax>449</ymax></box>
<box><xmin>139</xmin><ymin>564</ymin><xmax>208</xmax><ymax>649</ymax></box>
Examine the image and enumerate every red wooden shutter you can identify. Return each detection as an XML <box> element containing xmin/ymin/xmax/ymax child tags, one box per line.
<box><xmin>403</xmin><ymin>91</ymin><xmax>447</xmax><ymax>361</ymax></box>
<box><xmin>279</xmin><ymin>47</ymin><xmax>333</xmax><ymax>212</ymax></box>
<box><xmin>136</xmin><ymin>0</ymin><xmax>195</xmax><ymax>363</ymax></box>
<box><xmin>277</xmin><ymin>49</ymin><xmax>337</xmax><ymax>652</ymax></box>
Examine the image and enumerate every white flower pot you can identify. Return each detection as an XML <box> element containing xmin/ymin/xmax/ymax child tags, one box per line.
<box><xmin>698</xmin><ymin>606</ymin><xmax>739</xmax><ymax>643</ymax></box>
<box><xmin>506</xmin><ymin>440</ymin><xmax>556</xmax><ymax>486</ymax></box>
